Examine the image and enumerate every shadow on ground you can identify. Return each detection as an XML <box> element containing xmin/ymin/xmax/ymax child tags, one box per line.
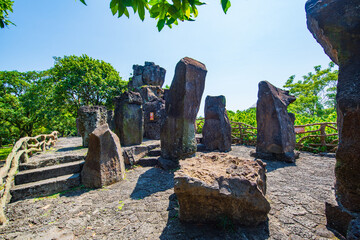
<box><xmin>130</xmin><ymin>167</ymin><xmax>174</xmax><ymax>200</ymax></box>
<box><xmin>159</xmin><ymin>193</ymin><xmax>270</xmax><ymax>240</ymax></box>
<box><xmin>56</xmin><ymin>146</ymin><xmax>85</xmax><ymax>152</ymax></box>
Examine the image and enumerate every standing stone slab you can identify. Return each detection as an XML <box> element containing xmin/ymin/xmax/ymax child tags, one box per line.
<box><xmin>174</xmin><ymin>153</ymin><xmax>270</xmax><ymax>226</ymax></box>
<box><xmin>143</xmin><ymin>98</ymin><xmax>166</xmax><ymax>140</ymax></box>
<box><xmin>202</xmin><ymin>95</ymin><xmax>232</xmax><ymax>152</ymax></box>
<box><xmin>114</xmin><ymin>91</ymin><xmax>143</xmax><ymax>146</ymax></box>
<box><xmin>306</xmin><ymin>0</ymin><xmax>360</xmax><ymax>236</ymax></box>
<box><xmin>254</xmin><ymin>81</ymin><xmax>297</xmax><ymax>163</ymax></box>
<box><xmin>130</xmin><ymin>62</ymin><xmax>166</xmax><ymax>88</ymax></box>
<box><xmin>160</xmin><ymin>57</ymin><xmax>207</xmax><ymax>168</ymax></box>
<box><xmin>77</xmin><ymin>106</ymin><xmax>107</xmax><ymax>147</ymax></box>
<box><xmin>81</xmin><ymin>124</ymin><xmax>126</xmax><ymax>188</ymax></box>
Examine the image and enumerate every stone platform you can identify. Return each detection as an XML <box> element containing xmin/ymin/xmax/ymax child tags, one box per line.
<box><xmin>1</xmin><ymin>144</ymin><xmax>338</xmax><ymax>239</ymax></box>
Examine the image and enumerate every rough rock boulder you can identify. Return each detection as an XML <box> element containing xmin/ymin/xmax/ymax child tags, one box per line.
<box><xmin>143</xmin><ymin>97</ymin><xmax>166</xmax><ymax>140</ymax></box>
<box><xmin>81</xmin><ymin>124</ymin><xmax>126</xmax><ymax>188</ymax></box>
<box><xmin>130</xmin><ymin>62</ymin><xmax>166</xmax><ymax>88</ymax></box>
<box><xmin>254</xmin><ymin>81</ymin><xmax>297</xmax><ymax>163</ymax></box>
<box><xmin>160</xmin><ymin>57</ymin><xmax>207</xmax><ymax>168</ymax></box>
<box><xmin>202</xmin><ymin>95</ymin><xmax>232</xmax><ymax>152</ymax></box>
<box><xmin>174</xmin><ymin>153</ymin><xmax>270</xmax><ymax>226</ymax></box>
<box><xmin>77</xmin><ymin>106</ymin><xmax>107</xmax><ymax>147</ymax></box>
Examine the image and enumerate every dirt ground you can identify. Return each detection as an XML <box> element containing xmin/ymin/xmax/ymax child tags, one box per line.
<box><xmin>0</xmin><ymin>144</ymin><xmax>338</xmax><ymax>239</ymax></box>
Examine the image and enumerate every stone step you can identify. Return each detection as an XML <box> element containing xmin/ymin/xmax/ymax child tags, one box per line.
<box><xmin>137</xmin><ymin>157</ymin><xmax>159</xmax><ymax>167</ymax></box>
<box><xmin>15</xmin><ymin>160</ymin><xmax>85</xmax><ymax>185</ymax></box>
<box><xmin>19</xmin><ymin>155</ymin><xmax>85</xmax><ymax>171</ymax></box>
<box><xmin>148</xmin><ymin>148</ymin><xmax>161</xmax><ymax>157</ymax></box>
<box><xmin>10</xmin><ymin>173</ymin><xmax>81</xmax><ymax>202</ymax></box>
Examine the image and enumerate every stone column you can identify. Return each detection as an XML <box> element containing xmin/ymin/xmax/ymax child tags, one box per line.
<box><xmin>253</xmin><ymin>81</ymin><xmax>297</xmax><ymax>163</ymax></box>
<box><xmin>202</xmin><ymin>95</ymin><xmax>232</xmax><ymax>152</ymax></box>
<box><xmin>114</xmin><ymin>91</ymin><xmax>144</xmax><ymax>146</ymax></box>
<box><xmin>77</xmin><ymin>106</ymin><xmax>107</xmax><ymax>147</ymax></box>
<box><xmin>143</xmin><ymin>98</ymin><xmax>166</xmax><ymax>140</ymax></box>
<box><xmin>306</xmin><ymin>0</ymin><xmax>360</xmax><ymax>237</ymax></box>
<box><xmin>160</xmin><ymin>57</ymin><xmax>207</xmax><ymax>169</ymax></box>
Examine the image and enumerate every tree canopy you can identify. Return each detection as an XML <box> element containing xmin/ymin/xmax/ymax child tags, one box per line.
<box><xmin>0</xmin><ymin>0</ymin><xmax>14</xmax><ymax>28</ymax></box>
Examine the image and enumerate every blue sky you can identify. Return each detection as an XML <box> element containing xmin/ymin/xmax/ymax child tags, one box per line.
<box><xmin>0</xmin><ymin>0</ymin><xmax>332</xmax><ymax>114</ymax></box>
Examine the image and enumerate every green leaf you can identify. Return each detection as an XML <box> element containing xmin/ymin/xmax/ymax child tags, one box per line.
<box><xmin>157</xmin><ymin>19</ymin><xmax>165</xmax><ymax>31</ymax></box>
<box><xmin>79</xmin><ymin>0</ymin><xmax>87</xmax><ymax>6</ymax></box>
<box><xmin>221</xmin><ymin>0</ymin><xmax>231</xmax><ymax>14</ymax></box>
<box><xmin>138</xmin><ymin>1</ymin><xmax>146</xmax><ymax>21</ymax></box>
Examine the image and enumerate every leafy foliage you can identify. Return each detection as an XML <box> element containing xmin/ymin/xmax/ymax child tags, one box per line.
<box><xmin>0</xmin><ymin>0</ymin><xmax>14</xmax><ymax>28</ymax></box>
<box><xmin>81</xmin><ymin>0</ymin><xmax>231</xmax><ymax>31</ymax></box>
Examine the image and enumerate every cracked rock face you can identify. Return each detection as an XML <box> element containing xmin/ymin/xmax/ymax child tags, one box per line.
<box><xmin>306</xmin><ymin>0</ymin><xmax>360</xmax><ymax>212</ymax></box>
<box><xmin>202</xmin><ymin>95</ymin><xmax>232</xmax><ymax>152</ymax></box>
<box><xmin>81</xmin><ymin>124</ymin><xmax>126</xmax><ymax>188</ymax></box>
<box><xmin>255</xmin><ymin>81</ymin><xmax>297</xmax><ymax>163</ymax></box>
<box><xmin>160</xmin><ymin>57</ymin><xmax>207</xmax><ymax>164</ymax></box>
<box><xmin>130</xmin><ymin>62</ymin><xmax>166</xmax><ymax>88</ymax></box>
<box><xmin>77</xmin><ymin>106</ymin><xmax>108</xmax><ymax>147</ymax></box>
<box><xmin>174</xmin><ymin>153</ymin><xmax>270</xmax><ymax>226</ymax></box>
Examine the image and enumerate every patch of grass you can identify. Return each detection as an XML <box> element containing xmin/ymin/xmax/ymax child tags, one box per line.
<box><xmin>33</xmin><ymin>185</ymin><xmax>88</xmax><ymax>202</ymax></box>
<box><xmin>117</xmin><ymin>201</ymin><xmax>125</xmax><ymax>211</ymax></box>
<box><xmin>0</xmin><ymin>146</ymin><xmax>12</xmax><ymax>161</ymax></box>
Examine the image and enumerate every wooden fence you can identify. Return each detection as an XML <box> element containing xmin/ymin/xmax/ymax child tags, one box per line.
<box><xmin>196</xmin><ymin>118</ymin><xmax>338</xmax><ymax>152</ymax></box>
<box><xmin>0</xmin><ymin>131</ymin><xmax>59</xmax><ymax>225</ymax></box>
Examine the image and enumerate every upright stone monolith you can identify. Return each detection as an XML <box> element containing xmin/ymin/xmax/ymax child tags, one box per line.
<box><xmin>77</xmin><ymin>106</ymin><xmax>107</xmax><ymax>147</ymax></box>
<box><xmin>114</xmin><ymin>91</ymin><xmax>143</xmax><ymax>146</ymax></box>
<box><xmin>143</xmin><ymin>97</ymin><xmax>166</xmax><ymax>140</ymax></box>
<box><xmin>306</xmin><ymin>0</ymin><xmax>360</xmax><ymax>237</ymax></box>
<box><xmin>202</xmin><ymin>95</ymin><xmax>232</xmax><ymax>152</ymax></box>
<box><xmin>253</xmin><ymin>81</ymin><xmax>297</xmax><ymax>163</ymax></box>
<box><xmin>81</xmin><ymin>124</ymin><xmax>126</xmax><ymax>188</ymax></box>
<box><xmin>129</xmin><ymin>62</ymin><xmax>166</xmax><ymax>88</ymax></box>
<box><xmin>160</xmin><ymin>57</ymin><xmax>207</xmax><ymax>169</ymax></box>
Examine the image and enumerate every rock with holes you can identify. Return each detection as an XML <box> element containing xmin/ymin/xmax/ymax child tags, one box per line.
<box><xmin>81</xmin><ymin>124</ymin><xmax>126</xmax><ymax>188</ymax></box>
<box><xmin>114</xmin><ymin>91</ymin><xmax>143</xmax><ymax>146</ymax></box>
<box><xmin>174</xmin><ymin>152</ymin><xmax>270</xmax><ymax>226</ymax></box>
<box><xmin>254</xmin><ymin>81</ymin><xmax>297</xmax><ymax>163</ymax></box>
<box><xmin>306</xmin><ymin>0</ymin><xmax>360</xmax><ymax>213</ymax></box>
<box><xmin>202</xmin><ymin>95</ymin><xmax>232</xmax><ymax>152</ymax></box>
<box><xmin>77</xmin><ymin>106</ymin><xmax>107</xmax><ymax>147</ymax></box>
<box><xmin>160</xmin><ymin>57</ymin><xmax>207</xmax><ymax>168</ymax></box>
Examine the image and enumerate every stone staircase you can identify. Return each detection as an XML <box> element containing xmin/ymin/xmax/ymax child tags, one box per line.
<box><xmin>10</xmin><ymin>139</ymin><xmax>161</xmax><ymax>202</ymax></box>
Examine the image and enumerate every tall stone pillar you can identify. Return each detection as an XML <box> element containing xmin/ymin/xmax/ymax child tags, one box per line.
<box><xmin>306</xmin><ymin>0</ymin><xmax>360</xmax><ymax>237</ymax></box>
<box><xmin>253</xmin><ymin>81</ymin><xmax>297</xmax><ymax>163</ymax></box>
<box><xmin>114</xmin><ymin>91</ymin><xmax>144</xmax><ymax>146</ymax></box>
<box><xmin>202</xmin><ymin>95</ymin><xmax>232</xmax><ymax>152</ymax></box>
<box><xmin>77</xmin><ymin>106</ymin><xmax>107</xmax><ymax>147</ymax></box>
<box><xmin>159</xmin><ymin>57</ymin><xmax>207</xmax><ymax>169</ymax></box>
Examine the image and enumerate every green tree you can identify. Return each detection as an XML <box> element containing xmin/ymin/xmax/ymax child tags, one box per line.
<box><xmin>0</xmin><ymin>0</ymin><xmax>14</xmax><ymax>28</ymax></box>
<box><xmin>50</xmin><ymin>54</ymin><xmax>127</xmax><ymax>112</ymax></box>
<box><xmin>283</xmin><ymin>62</ymin><xmax>338</xmax><ymax>116</ymax></box>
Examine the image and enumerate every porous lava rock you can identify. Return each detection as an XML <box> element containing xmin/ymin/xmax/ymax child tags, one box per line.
<box><xmin>143</xmin><ymin>97</ymin><xmax>166</xmax><ymax>140</ymax></box>
<box><xmin>347</xmin><ymin>217</ymin><xmax>360</xmax><ymax>240</ymax></box>
<box><xmin>174</xmin><ymin>153</ymin><xmax>270</xmax><ymax>226</ymax></box>
<box><xmin>160</xmin><ymin>57</ymin><xmax>207</xmax><ymax>169</ymax></box>
<box><xmin>202</xmin><ymin>95</ymin><xmax>232</xmax><ymax>152</ymax></box>
<box><xmin>81</xmin><ymin>124</ymin><xmax>126</xmax><ymax>188</ymax></box>
<box><xmin>306</xmin><ymin>0</ymin><xmax>360</xmax><ymax>235</ymax></box>
<box><xmin>135</xmin><ymin>86</ymin><xmax>164</xmax><ymax>104</ymax></box>
<box><xmin>114</xmin><ymin>91</ymin><xmax>143</xmax><ymax>146</ymax></box>
<box><xmin>254</xmin><ymin>81</ymin><xmax>297</xmax><ymax>163</ymax></box>
<box><xmin>129</xmin><ymin>62</ymin><xmax>166</xmax><ymax>88</ymax></box>
<box><xmin>77</xmin><ymin>106</ymin><xmax>107</xmax><ymax>147</ymax></box>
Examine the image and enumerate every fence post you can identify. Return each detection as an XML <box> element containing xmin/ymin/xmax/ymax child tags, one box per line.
<box><xmin>239</xmin><ymin>123</ymin><xmax>243</xmax><ymax>145</ymax></box>
<box><xmin>19</xmin><ymin>141</ymin><xmax>28</xmax><ymax>163</ymax></box>
<box><xmin>320</xmin><ymin>124</ymin><xmax>326</xmax><ymax>150</ymax></box>
<box><xmin>41</xmin><ymin>136</ymin><xmax>46</xmax><ymax>151</ymax></box>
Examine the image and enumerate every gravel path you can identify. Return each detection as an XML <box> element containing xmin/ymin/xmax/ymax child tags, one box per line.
<box><xmin>1</xmin><ymin>145</ymin><xmax>337</xmax><ymax>239</ymax></box>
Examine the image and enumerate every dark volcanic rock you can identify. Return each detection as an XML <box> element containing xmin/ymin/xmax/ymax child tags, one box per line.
<box><xmin>130</xmin><ymin>62</ymin><xmax>166</xmax><ymax>88</ymax></box>
<box><xmin>114</xmin><ymin>91</ymin><xmax>143</xmax><ymax>146</ymax></box>
<box><xmin>160</xmin><ymin>57</ymin><xmax>207</xmax><ymax>166</ymax></box>
<box><xmin>202</xmin><ymin>95</ymin><xmax>232</xmax><ymax>152</ymax></box>
<box><xmin>143</xmin><ymin>98</ymin><xmax>166</xmax><ymax>140</ymax></box>
<box><xmin>306</xmin><ymin>0</ymin><xmax>360</xmax><ymax>212</ymax></box>
<box><xmin>325</xmin><ymin>200</ymin><xmax>355</xmax><ymax>237</ymax></box>
<box><xmin>135</xmin><ymin>85</ymin><xmax>164</xmax><ymax>103</ymax></box>
<box><xmin>254</xmin><ymin>81</ymin><xmax>297</xmax><ymax>163</ymax></box>
<box><xmin>77</xmin><ymin>106</ymin><xmax>107</xmax><ymax>147</ymax></box>
<box><xmin>81</xmin><ymin>124</ymin><xmax>126</xmax><ymax>188</ymax></box>
<box><xmin>348</xmin><ymin>217</ymin><xmax>360</xmax><ymax>240</ymax></box>
<box><xmin>174</xmin><ymin>153</ymin><xmax>270</xmax><ymax>226</ymax></box>
<box><xmin>107</xmin><ymin>110</ymin><xmax>115</xmax><ymax>131</ymax></box>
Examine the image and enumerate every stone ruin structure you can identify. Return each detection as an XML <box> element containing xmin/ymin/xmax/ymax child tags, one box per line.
<box><xmin>306</xmin><ymin>0</ymin><xmax>360</xmax><ymax>237</ymax></box>
<box><xmin>114</xmin><ymin>91</ymin><xmax>143</xmax><ymax>146</ymax></box>
<box><xmin>252</xmin><ymin>81</ymin><xmax>297</xmax><ymax>163</ymax></box>
<box><xmin>77</xmin><ymin>106</ymin><xmax>107</xmax><ymax>147</ymax></box>
<box><xmin>81</xmin><ymin>124</ymin><xmax>126</xmax><ymax>188</ymax></box>
<box><xmin>174</xmin><ymin>153</ymin><xmax>270</xmax><ymax>225</ymax></box>
<box><xmin>143</xmin><ymin>98</ymin><xmax>166</xmax><ymax>140</ymax></box>
<box><xmin>159</xmin><ymin>57</ymin><xmax>207</xmax><ymax>169</ymax></box>
<box><xmin>129</xmin><ymin>61</ymin><xmax>166</xmax><ymax>89</ymax></box>
<box><xmin>202</xmin><ymin>95</ymin><xmax>232</xmax><ymax>152</ymax></box>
